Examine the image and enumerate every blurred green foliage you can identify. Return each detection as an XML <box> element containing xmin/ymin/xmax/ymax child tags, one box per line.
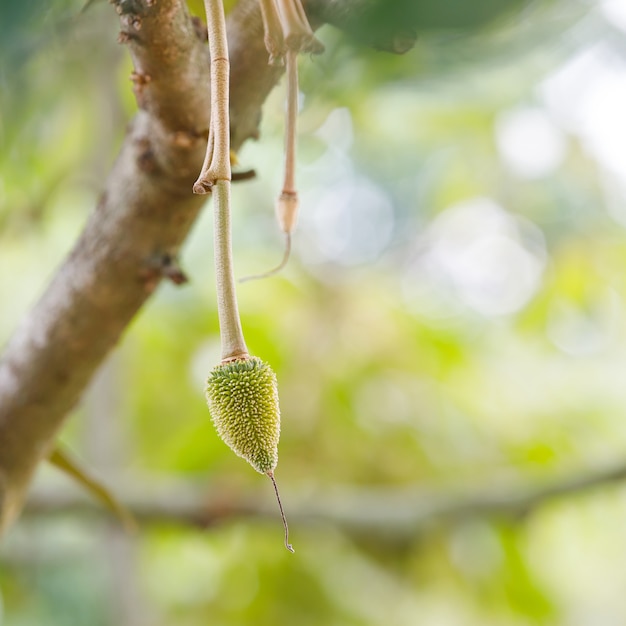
<box><xmin>3</xmin><ymin>0</ymin><xmax>626</xmax><ymax>624</ymax></box>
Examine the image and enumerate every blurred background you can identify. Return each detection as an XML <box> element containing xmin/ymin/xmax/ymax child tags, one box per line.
<box><xmin>2</xmin><ymin>0</ymin><xmax>626</xmax><ymax>624</ymax></box>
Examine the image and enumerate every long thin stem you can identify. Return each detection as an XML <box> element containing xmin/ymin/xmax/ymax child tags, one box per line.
<box><xmin>213</xmin><ymin>179</ymin><xmax>248</xmax><ymax>360</ymax></box>
<box><xmin>275</xmin><ymin>49</ymin><xmax>300</xmax><ymax>237</ymax></box>
<box><xmin>240</xmin><ymin>49</ymin><xmax>299</xmax><ymax>283</ymax></box>
<box><xmin>195</xmin><ymin>0</ymin><xmax>248</xmax><ymax>359</ymax></box>
<box><xmin>282</xmin><ymin>49</ymin><xmax>298</xmax><ymax>197</ymax></box>
<box><xmin>246</xmin><ymin>0</ymin><xmax>323</xmax><ymax>282</ymax></box>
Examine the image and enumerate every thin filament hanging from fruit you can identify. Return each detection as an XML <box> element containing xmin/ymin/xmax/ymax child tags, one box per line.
<box><xmin>268</xmin><ymin>470</ymin><xmax>293</xmax><ymax>552</ymax></box>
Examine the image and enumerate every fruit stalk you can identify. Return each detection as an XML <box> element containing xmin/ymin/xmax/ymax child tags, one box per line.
<box><xmin>213</xmin><ymin>179</ymin><xmax>249</xmax><ymax>361</ymax></box>
<box><xmin>196</xmin><ymin>0</ymin><xmax>293</xmax><ymax>553</ymax></box>
<box><xmin>192</xmin><ymin>0</ymin><xmax>248</xmax><ymax>360</ymax></box>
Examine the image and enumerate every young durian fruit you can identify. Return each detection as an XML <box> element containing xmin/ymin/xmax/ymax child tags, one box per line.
<box><xmin>206</xmin><ymin>357</ymin><xmax>279</xmax><ymax>473</ymax></box>
<box><xmin>206</xmin><ymin>356</ymin><xmax>294</xmax><ymax>552</ymax></box>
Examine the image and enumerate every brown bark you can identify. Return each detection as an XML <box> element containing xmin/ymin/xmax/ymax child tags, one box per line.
<box><xmin>0</xmin><ymin>0</ymin><xmax>415</xmax><ymax>533</ymax></box>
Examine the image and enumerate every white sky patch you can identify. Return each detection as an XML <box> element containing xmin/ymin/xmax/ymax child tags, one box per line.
<box><xmin>495</xmin><ymin>107</ymin><xmax>566</xmax><ymax>179</ymax></box>
<box><xmin>601</xmin><ymin>0</ymin><xmax>626</xmax><ymax>33</ymax></box>
<box><xmin>403</xmin><ymin>198</ymin><xmax>546</xmax><ymax>318</ymax></box>
<box><xmin>541</xmin><ymin>43</ymin><xmax>626</xmax><ymax>181</ymax></box>
<box><xmin>315</xmin><ymin>107</ymin><xmax>354</xmax><ymax>153</ymax></box>
<box><xmin>303</xmin><ymin>177</ymin><xmax>394</xmax><ymax>266</ymax></box>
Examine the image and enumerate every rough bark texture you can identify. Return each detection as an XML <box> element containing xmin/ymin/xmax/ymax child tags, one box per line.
<box><xmin>0</xmin><ymin>0</ymin><xmax>416</xmax><ymax>533</ymax></box>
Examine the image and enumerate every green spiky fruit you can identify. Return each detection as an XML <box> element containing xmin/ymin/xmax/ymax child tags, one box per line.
<box><xmin>206</xmin><ymin>357</ymin><xmax>280</xmax><ymax>474</ymax></box>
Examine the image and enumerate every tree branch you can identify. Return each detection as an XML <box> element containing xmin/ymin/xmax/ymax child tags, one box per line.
<box><xmin>22</xmin><ymin>461</ymin><xmax>626</xmax><ymax>542</ymax></box>
<box><xmin>0</xmin><ymin>0</ymin><xmax>211</xmax><ymax>533</ymax></box>
<box><xmin>0</xmin><ymin>0</ymin><xmax>417</xmax><ymax>534</ymax></box>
